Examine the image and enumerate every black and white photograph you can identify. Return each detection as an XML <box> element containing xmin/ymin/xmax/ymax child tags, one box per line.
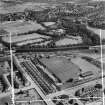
<box><xmin>0</xmin><ymin>0</ymin><xmax>105</xmax><ymax>105</ymax></box>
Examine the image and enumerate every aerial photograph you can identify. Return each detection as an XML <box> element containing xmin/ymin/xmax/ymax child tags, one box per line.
<box><xmin>0</xmin><ymin>0</ymin><xmax>105</xmax><ymax>105</ymax></box>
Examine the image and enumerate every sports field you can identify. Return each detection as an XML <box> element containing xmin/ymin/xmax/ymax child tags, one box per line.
<box><xmin>40</xmin><ymin>56</ymin><xmax>81</xmax><ymax>83</ymax></box>
<box><xmin>1</xmin><ymin>21</ymin><xmax>45</xmax><ymax>34</ymax></box>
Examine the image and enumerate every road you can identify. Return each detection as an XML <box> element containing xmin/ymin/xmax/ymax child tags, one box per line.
<box><xmin>13</xmin><ymin>54</ymin><xmax>55</xmax><ymax>105</ymax></box>
<box><xmin>0</xmin><ymin>52</ymin><xmax>103</xmax><ymax>105</ymax></box>
<box><xmin>47</xmin><ymin>76</ymin><xmax>105</xmax><ymax>99</ymax></box>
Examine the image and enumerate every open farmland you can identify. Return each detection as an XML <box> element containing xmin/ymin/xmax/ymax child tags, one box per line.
<box><xmin>1</xmin><ymin>21</ymin><xmax>45</xmax><ymax>35</ymax></box>
<box><xmin>0</xmin><ymin>2</ymin><xmax>48</xmax><ymax>14</ymax></box>
<box><xmin>2</xmin><ymin>33</ymin><xmax>50</xmax><ymax>43</ymax></box>
<box><xmin>16</xmin><ymin>38</ymin><xmax>44</xmax><ymax>46</ymax></box>
<box><xmin>25</xmin><ymin>40</ymin><xmax>52</xmax><ymax>46</ymax></box>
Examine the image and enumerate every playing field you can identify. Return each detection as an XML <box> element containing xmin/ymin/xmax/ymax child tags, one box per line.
<box><xmin>40</xmin><ymin>56</ymin><xmax>81</xmax><ymax>83</ymax></box>
<box><xmin>1</xmin><ymin>21</ymin><xmax>45</xmax><ymax>34</ymax></box>
<box><xmin>2</xmin><ymin>33</ymin><xmax>50</xmax><ymax>43</ymax></box>
<box><xmin>71</xmin><ymin>57</ymin><xmax>101</xmax><ymax>76</ymax></box>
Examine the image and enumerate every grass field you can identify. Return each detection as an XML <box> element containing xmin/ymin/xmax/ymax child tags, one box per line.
<box><xmin>0</xmin><ymin>1</ymin><xmax>47</xmax><ymax>14</ymax></box>
<box><xmin>40</xmin><ymin>55</ymin><xmax>102</xmax><ymax>83</ymax></box>
<box><xmin>40</xmin><ymin>56</ymin><xmax>81</xmax><ymax>83</ymax></box>
<box><xmin>2</xmin><ymin>33</ymin><xmax>50</xmax><ymax>43</ymax></box>
<box><xmin>71</xmin><ymin>57</ymin><xmax>101</xmax><ymax>76</ymax></box>
<box><xmin>2</xmin><ymin>21</ymin><xmax>45</xmax><ymax>35</ymax></box>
